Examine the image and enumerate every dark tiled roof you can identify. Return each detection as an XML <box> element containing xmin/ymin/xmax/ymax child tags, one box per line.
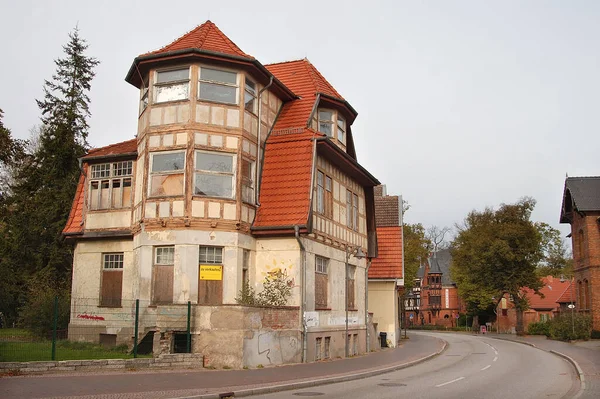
<box><xmin>427</xmin><ymin>248</ymin><xmax>455</xmax><ymax>285</ymax></box>
<box><xmin>564</xmin><ymin>176</ymin><xmax>600</xmax><ymax>211</ymax></box>
<box><xmin>374</xmin><ymin>195</ymin><xmax>401</xmax><ymax>227</ymax></box>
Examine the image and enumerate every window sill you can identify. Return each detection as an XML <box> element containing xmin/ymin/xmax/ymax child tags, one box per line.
<box><xmin>88</xmin><ymin>208</ymin><xmax>132</xmax><ymax>213</ymax></box>
<box><xmin>192</xmin><ymin>194</ymin><xmax>236</xmax><ymax>202</ymax></box>
<box><xmin>98</xmin><ymin>305</ymin><xmax>122</xmax><ymax>309</ymax></box>
<box><xmin>315</xmin><ymin>307</ymin><xmax>331</xmax><ymax>311</ymax></box>
<box><xmin>153</xmin><ymin>99</ymin><xmax>190</xmax><ymax>106</ymax></box>
<box><xmin>348</xmin><ymin>308</ymin><xmax>358</xmax><ymax>312</ymax></box>
<box><xmin>197</xmin><ymin>98</ymin><xmax>239</xmax><ymax>108</ymax></box>
<box><xmin>148</xmin><ymin>195</ymin><xmax>185</xmax><ymax>200</ymax></box>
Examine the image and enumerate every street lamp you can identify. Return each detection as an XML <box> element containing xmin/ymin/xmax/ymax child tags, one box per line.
<box><xmin>345</xmin><ymin>245</ymin><xmax>366</xmax><ymax>357</ymax></box>
<box><xmin>560</xmin><ymin>274</ymin><xmax>575</xmax><ymax>336</ymax></box>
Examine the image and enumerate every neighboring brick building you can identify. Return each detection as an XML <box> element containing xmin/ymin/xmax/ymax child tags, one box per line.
<box><xmin>368</xmin><ymin>185</ymin><xmax>403</xmax><ymax>347</ymax></box>
<box><xmin>63</xmin><ymin>21</ymin><xmax>380</xmax><ymax>367</ymax></box>
<box><xmin>405</xmin><ymin>249</ymin><xmax>463</xmax><ymax>327</ymax></box>
<box><xmin>496</xmin><ymin>275</ymin><xmax>573</xmax><ymax>333</ymax></box>
<box><xmin>560</xmin><ymin>176</ymin><xmax>600</xmax><ymax>331</ymax></box>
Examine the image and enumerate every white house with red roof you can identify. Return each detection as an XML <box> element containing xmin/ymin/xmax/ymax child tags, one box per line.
<box><xmin>63</xmin><ymin>21</ymin><xmax>380</xmax><ymax>367</ymax></box>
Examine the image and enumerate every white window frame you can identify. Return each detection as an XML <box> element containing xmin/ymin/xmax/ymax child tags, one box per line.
<box><xmin>194</xmin><ymin>150</ymin><xmax>236</xmax><ymax>199</ymax></box>
<box><xmin>241</xmin><ymin>158</ymin><xmax>255</xmax><ymax>204</ymax></box>
<box><xmin>148</xmin><ymin>150</ymin><xmax>186</xmax><ymax>197</ymax></box>
<box><xmin>199</xmin><ymin>246</ymin><xmax>223</xmax><ymax>264</ymax></box>
<box><xmin>89</xmin><ymin>161</ymin><xmax>134</xmax><ymax>210</ymax></box>
<box><xmin>244</xmin><ymin>77</ymin><xmax>257</xmax><ymax>114</ymax></box>
<box><xmin>337</xmin><ymin>115</ymin><xmax>346</xmax><ymax>144</ymax></box>
<box><xmin>316</xmin><ymin>256</ymin><xmax>329</xmax><ymax>274</ymax></box>
<box><xmin>103</xmin><ymin>253</ymin><xmax>124</xmax><ymax>269</ymax></box>
<box><xmin>154</xmin><ymin>67</ymin><xmax>190</xmax><ymax>103</ymax></box>
<box><xmin>346</xmin><ymin>189</ymin><xmax>359</xmax><ymax>231</ymax></box>
<box><xmin>198</xmin><ymin>66</ymin><xmax>239</xmax><ymax>105</ymax></box>
<box><xmin>154</xmin><ymin>246</ymin><xmax>175</xmax><ymax>266</ymax></box>
<box><xmin>318</xmin><ymin>109</ymin><xmax>334</xmax><ymax>138</ymax></box>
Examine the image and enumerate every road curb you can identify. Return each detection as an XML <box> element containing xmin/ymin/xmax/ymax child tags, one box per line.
<box><xmin>184</xmin><ymin>338</ymin><xmax>449</xmax><ymax>399</ymax></box>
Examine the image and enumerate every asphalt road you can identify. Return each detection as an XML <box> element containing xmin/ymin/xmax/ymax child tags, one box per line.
<box><xmin>255</xmin><ymin>332</ymin><xmax>579</xmax><ymax>399</ymax></box>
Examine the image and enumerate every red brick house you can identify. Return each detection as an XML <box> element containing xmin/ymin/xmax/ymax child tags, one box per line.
<box><xmin>560</xmin><ymin>176</ymin><xmax>600</xmax><ymax>331</ymax></box>
<box><xmin>406</xmin><ymin>249</ymin><xmax>463</xmax><ymax>327</ymax></box>
<box><xmin>62</xmin><ymin>21</ymin><xmax>380</xmax><ymax>367</ymax></box>
<box><xmin>496</xmin><ymin>276</ymin><xmax>572</xmax><ymax>333</ymax></box>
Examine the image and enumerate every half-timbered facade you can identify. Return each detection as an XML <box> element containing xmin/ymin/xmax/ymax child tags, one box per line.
<box><xmin>63</xmin><ymin>21</ymin><xmax>379</xmax><ymax>367</ymax></box>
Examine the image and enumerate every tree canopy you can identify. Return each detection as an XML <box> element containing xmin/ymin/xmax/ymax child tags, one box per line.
<box><xmin>450</xmin><ymin>198</ymin><xmax>544</xmax><ymax>333</ymax></box>
<box><xmin>403</xmin><ymin>223</ymin><xmax>431</xmax><ymax>291</ymax></box>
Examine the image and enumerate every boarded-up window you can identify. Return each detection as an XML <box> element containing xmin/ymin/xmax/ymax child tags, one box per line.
<box><xmin>101</xmin><ymin>253</ymin><xmax>123</xmax><ymax>307</ymax></box>
<box><xmin>152</xmin><ymin>246</ymin><xmax>174</xmax><ymax>304</ymax></box>
<box><xmin>347</xmin><ymin>265</ymin><xmax>356</xmax><ymax>309</ymax></box>
<box><xmin>199</xmin><ymin>246</ymin><xmax>223</xmax><ymax>305</ymax></box>
<box><xmin>149</xmin><ymin>152</ymin><xmax>185</xmax><ymax>197</ymax></box>
<box><xmin>315</xmin><ymin>256</ymin><xmax>329</xmax><ymax>309</ymax></box>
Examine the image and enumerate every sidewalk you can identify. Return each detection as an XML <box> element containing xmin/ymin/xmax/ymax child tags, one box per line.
<box><xmin>486</xmin><ymin>333</ymin><xmax>600</xmax><ymax>399</ymax></box>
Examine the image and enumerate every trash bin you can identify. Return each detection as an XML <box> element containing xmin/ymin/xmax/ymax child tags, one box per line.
<box><xmin>380</xmin><ymin>332</ymin><xmax>388</xmax><ymax>348</ymax></box>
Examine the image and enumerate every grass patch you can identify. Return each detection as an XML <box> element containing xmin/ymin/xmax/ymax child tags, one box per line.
<box><xmin>0</xmin><ymin>338</ymin><xmax>152</xmax><ymax>362</ymax></box>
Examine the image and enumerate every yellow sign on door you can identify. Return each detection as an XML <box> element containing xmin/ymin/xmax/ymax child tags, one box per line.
<box><xmin>200</xmin><ymin>265</ymin><xmax>223</xmax><ymax>280</ymax></box>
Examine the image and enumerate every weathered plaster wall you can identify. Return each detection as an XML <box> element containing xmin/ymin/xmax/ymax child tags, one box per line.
<box><xmin>368</xmin><ymin>280</ymin><xmax>398</xmax><ymax>347</ymax></box>
<box><xmin>86</xmin><ymin>211</ymin><xmax>132</xmax><ymax>230</ymax></box>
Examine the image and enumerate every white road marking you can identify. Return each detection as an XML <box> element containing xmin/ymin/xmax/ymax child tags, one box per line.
<box><xmin>493</xmin><ymin>356</ymin><xmax>498</xmax><ymax>362</ymax></box>
<box><xmin>495</xmin><ymin>350</ymin><xmax>498</xmax><ymax>355</ymax></box>
<box><xmin>481</xmin><ymin>365</ymin><xmax>491</xmax><ymax>371</ymax></box>
<box><xmin>435</xmin><ymin>377</ymin><xmax>465</xmax><ymax>387</ymax></box>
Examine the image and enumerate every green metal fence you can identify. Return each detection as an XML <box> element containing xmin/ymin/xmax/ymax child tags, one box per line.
<box><xmin>0</xmin><ymin>297</ymin><xmax>192</xmax><ymax>363</ymax></box>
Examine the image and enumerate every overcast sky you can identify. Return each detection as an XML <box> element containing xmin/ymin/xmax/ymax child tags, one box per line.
<box><xmin>1</xmin><ymin>0</ymin><xmax>598</xmax><ymax>243</ymax></box>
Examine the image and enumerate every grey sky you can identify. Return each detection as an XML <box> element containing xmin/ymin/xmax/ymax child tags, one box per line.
<box><xmin>1</xmin><ymin>0</ymin><xmax>598</xmax><ymax>242</ymax></box>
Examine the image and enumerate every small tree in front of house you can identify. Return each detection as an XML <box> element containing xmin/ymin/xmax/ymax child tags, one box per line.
<box><xmin>236</xmin><ymin>269</ymin><xmax>293</xmax><ymax>307</ymax></box>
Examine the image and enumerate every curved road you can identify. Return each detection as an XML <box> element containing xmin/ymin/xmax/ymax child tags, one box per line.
<box><xmin>256</xmin><ymin>332</ymin><xmax>579</xmax><ymax>399</ymax></box>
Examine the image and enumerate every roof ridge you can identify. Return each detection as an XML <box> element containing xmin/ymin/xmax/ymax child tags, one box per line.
<box><xmin>147</xmin><ymin>24</ymin><xmax>206</xmax><ymax>55</ymax></box>
<box><xmin>305</xmin><ymin>59</ymin><xmax>343</xmax><ymax>99</ymax></box>
<box><xmin>265</xmin><ymin>58</ymin><xmax>308</xmax><ymax>67</ymax></box>
<box><xmin>567</xmin><ymin>175</ymin><xmax>600</xmax><ymax>179</ymax></box>
<box><xmin>302</xmin><ymin>59</ymin><xmax>320</xmax><ymax>95</ymax></box>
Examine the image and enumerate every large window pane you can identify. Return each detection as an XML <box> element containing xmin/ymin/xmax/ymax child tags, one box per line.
<box><xmin>195</xmin><ymin>174</ymin><xmax>233</xmax><ymax>197</ymax></box>
<box><xmin>152</xmin><ymin>152</ymin><xmax>185</xmax><ymax>172</ymax></box>
<box><xmin>155</xmin><ymin>83</ymin><xmax>189</xmax><ymax>103</ymax></box>
<box><xmin>196</xmin><ymin>153</ymin><xmax>233</xmax><ymax>173</ymax></box>
<box><xmin>199</xmin><ymin>82</ymin><xmax>237</xmax><ymax>104</ymax></box>
<box><xmin>157</xmin><ymin>69</ymin><xmax>189</xmax><ymax>83</ymax></box>
<box><xmin>200</xmin><ymin>68</ymin><xmax>237</xmax><ymax>84</ymax></box>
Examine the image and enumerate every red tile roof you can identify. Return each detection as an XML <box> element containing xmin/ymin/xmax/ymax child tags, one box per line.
<box><xmin>142</xmin><ymin>20</ymin><xmax>252</xmax><ymax>59</ymax></box>
<box><xmin>266</xmin><ymin>59</ymin><xmax>344</xmax><ymax>131</ymax></box>
<box><xmin>556</xmin><ymin>281</ymin><xmax>575</xmax><ymax>304</ymax></box>
<box><xmin>369</xmin><ymin>226</ymin><xmax>403</xmax><ymax>279</ymax></box>
<box><xmin>253</xmin><ymin>131</ymin><xmax>315</xmax><ymax>229</ymax></box>
<box><xmin>63</xmin><ymin>165</ymin><xmax>87</xmax><ymax>235</ymax></box>
<box><xmin>84</xmin><ymin>138</ymin><xmax>137</xmax><ymax>159</ymax></box>
<box><xmin>525</xmin><ymin>276</ymin><xmax>571</xmax><ymax>310</ymax></box>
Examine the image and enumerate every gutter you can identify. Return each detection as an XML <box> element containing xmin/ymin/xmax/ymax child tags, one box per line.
<box><xmin>82</xmin><ymin>152</ymin><xmax>138</xmax><ymax>162</ymax></box>
<box><xmin>294</xmin><ymin>226</ymin><xmax>307</xmax><ymax>363</ymax></box>
<box><xmin>314</xmin><ymin>137</ymin><xmax>380</xmax><ymax>185</ymax></box>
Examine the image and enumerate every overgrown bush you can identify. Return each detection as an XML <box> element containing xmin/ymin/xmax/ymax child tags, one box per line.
<box><xmin>547</xmin><ymin>313</ymin><xmax>592</xmax><ymax>341</ymax></box>
<box><xmin>527</xmin><ymin>321</ymin><xmax>550</xmax><ymax>336</ymax></box>
<box><xmin>591</xmin><ymin>330</ymin><xmax>600</xmax><ymax>339</ymax></box>
<box><xmin>236</xmin><ymin>269</ymin><xmax>292</xmax><ymax>307</ymax></box>
<box><xmin>18</xmin><ymin>268</ymin><xmax>70</xmax><ymax>337</ymax></box>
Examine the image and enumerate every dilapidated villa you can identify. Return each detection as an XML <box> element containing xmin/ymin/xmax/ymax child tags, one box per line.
<box><xmin>63</xmin><ymin>21</ymin><xmax>380</xmax><ymax>367</ymax></box>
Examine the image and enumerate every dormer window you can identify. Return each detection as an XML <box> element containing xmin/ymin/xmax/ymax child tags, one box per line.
<box><xmin>154</xmin><ymin>68</ymin><xmax>190</xmax><ymax>103</ymax></box>
<box><xmin>337</xmin><ymin>116</ymin><xmax>346</xmax><ymax>144</ymax></box>
<box><xmin>244</xmin><ymin>78</ymin><xmax>257</xmax><ymax>113</ymax></box>
<box><xmin>318</xmin><ymin>110</ymin><xmax>334</xmax><ymax>138</ymax></box>
<box><xmin>199</xmin><ymin>67</ymin><xmax>238</xmax><ymax>105</ymax></box>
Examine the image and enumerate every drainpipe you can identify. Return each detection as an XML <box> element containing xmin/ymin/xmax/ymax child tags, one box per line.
<box><xmin>255</xmin><ymin>76</ymin><xmax>274</xmax><ymax>206</ymax></box>
<box><xmin>365</xmin><ymin>258</ymin><xmax>371</xmax><ymax>353</ymax></box>
<box><xmin>294</xmin><ymin>225</ymin><xmax>307</xmax><ymax>363</ymax></box>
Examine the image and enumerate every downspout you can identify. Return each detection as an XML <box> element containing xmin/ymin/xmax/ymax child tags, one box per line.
<box><xmin>400</xmin><ymin>194</ymin><xmax>406</xmax><ymax>339</ymax></box>
<box><xmin>365</xmin><ymin>258</ymin><xmax>371</xmax><ymax>353</ymax></box>
<box><xmin>255</xmin><ymin>76</ymin><xmax>274</xmax><ymax>206</ymax></box>
<box><xmin>294</xmin><ymin>225</ymin><xmax>307</xmax><ymax>363</ymax></box>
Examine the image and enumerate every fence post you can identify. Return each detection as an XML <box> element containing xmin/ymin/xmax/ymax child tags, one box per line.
<box><xmin>133</xmin><ymin>299</ymin><xmax>139</xmax><ymax>358</ymax></box>
<box><xmin>51</xmin><ymin>295</ymin><xmax>58</xmax><ymax>361</ymax></box>
<box><xmin>187</xmin><ymin>301</ymin><xmax>191</xmax><ymax>353</ymax></box>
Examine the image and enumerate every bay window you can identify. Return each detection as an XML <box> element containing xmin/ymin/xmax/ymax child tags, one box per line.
<box><xmin>199</xmin><ymin>67</ymin><xmax>238</xmax><ymax>104</ymax></box>
<box><xmin>244</xmin><ymin>78</ymin><xmax>257</xmax><ymax>113</ymax></box>
<box><xmin>318</xmin><ymin>110</ymin><xmax>334</xmax><ymax>138</ymax></box>
<box><xmin>241</xmin><ymin>158</ymin><xmax>255</xmax><ymax>203</ymax></box>
<box><xmin>194</xmin><ymin>151</ymin><xmax>235</xmax><ymax>198</ymax></box>
<box><xmin>155</xmin><ymin>68</ymin><xmax>190</xmax><ymax>103</ymax></box>
<box><xmin>337</xmin><ymin>116</ymin><xmax>346</xmax><ymax>143</ymax></box>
